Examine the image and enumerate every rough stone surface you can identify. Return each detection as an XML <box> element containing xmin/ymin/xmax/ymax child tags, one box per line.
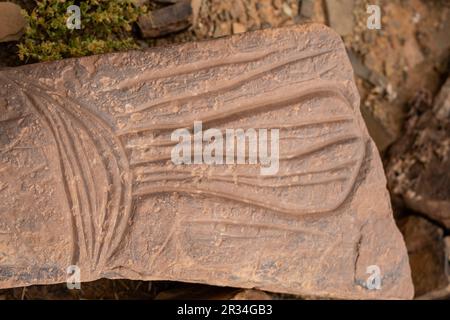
<box><xmin>434</xmin><ymin>77</ymin><xmax>450</xmax><ymax>120</ymax></box>
<box><xmin>386</xmin><ymin>86</ymin><xmax>450</xmax><ymax>228</ymax></box>
<box><xmin>137</xmin><ymin>0</ymin><xmax>193</xmax><ymax>38</ymax></box>
<box><xmin>300</xmin><ymin>0</ymin><xmax>315</xmax><ymax>19</ymax></box>
<box><xmin>398</xmin><ymin>216</ymin><xmax>448</xmax><ymax>297</ymax></box>
<box><xmin>0</xmin><ymin>2</ymin><xmax>26</xmax><ymax>43</ymax></box>
<box><xmin>325</xmin><ymin>0</ymin><xmax>355</xmax><ymax>36</ymax></box>
<box><xmin>153</xmin><ymin>283</ymin><xmax>239</xmax><ymax>300</ymax></box>
<box><xmin>231</xmin><ymin>289</ymin><xmax>273</xmax><ymax>300</ymax></box>
<box><xmin>0</xmin><ymin>24</ymin><xmax>412</xmax><ymax>299</ymax></box>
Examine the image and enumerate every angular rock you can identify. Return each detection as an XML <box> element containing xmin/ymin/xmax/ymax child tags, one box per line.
<box><xmin>232</xmin><ymin>22</ymin><xmax>246</xmax><ymax>34</ymax></box>
<box><xmin>434</xmin><ymin>77</ymin><xmax>450</xmax><ymax>120</ymax></box>
<box><xmin>360</xmin><ymin>104</ymin><xmax>396</xmax><ymax>152</ymax></box>
<box><xmin>0</xmin><ymin>24</ymin><xmax>412</xmax><ymax>299</ymax></box>
<box><xmin>154</xmin><ymin>284</ymin><xmax>239</xmax><ymax>300</ymax></box>
<box><xmin>386</xmin><ymin>87</ymin><xmax>450</xmax><ymax>228</ymax></box>
<box><xmin>446</xmin><ymin>237</ymin><xmax>450</xmax><ymax>269</ymax></box>
<box><xmin>0</xmin><ymin>2</ymin><xmax>26</xmax><ymax>43</ymax></box>
<box><xmin>153</xmin><ymin>284</ymin><xmax>271</xmax><ymax>300</ymax></box>
<box><xmin>416</xmin><ymin>286</ymin><xmax>450</xmax><ymax>300</ymax></box>
<box><xmin>231</xmin><ymin>289</ymin><xmax>273</xmax><ymax>300</ymax></box>
<box><xmin>346</xmin><ymin>49</ymin><xmax>387</xmax><ymax>88</ymax></box>
<box><xmin>137</xmin><ymin>0</ymin><xmax>192</xmax><ymax>38</ymax></box>
<box><xmin>300</xmin><ymin>0</ymin><xmax>315</xmax><ymax>19</ymax></box>
<box><xmin>398</xmin><ymin>216</ymin><xmax>448</xmax><ymax>297</ymax></box>
<box><xmin>190</xmin><ymin>0</ymin><xmax>202</xmax><ymax>27</ymax></box>
<box><xmin>325</xmin><ymin>0</ymin><xmax>355</xmax><ymax>36</ymax></box>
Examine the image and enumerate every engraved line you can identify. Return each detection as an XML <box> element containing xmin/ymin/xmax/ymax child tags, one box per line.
<box><xmin>135</xmin><ymin>159</ymin><xmax>356</xmax><ymax>179</ymax></box>
<box><xmin>49</xmin><ymin>92</ymin><xmax>116</xmax><ymax>268</ymax></box>
<box><xmin>117</xmin><ymin>48</ymin><xmax>334</xmax><ymax>116</ymax></box>
<box><xmin>131</xmin><ymin>139</ymin><xmax>366</xmax><ymax>216</ymax></box>
<box><xmin>136</xmin><ymin>174</ymin><xmax>347</xmax><ymax>188</ymax></box>
<box><xmin>0</xmin><ymin>114</ymin><xmax>30</xmax><ymax>124</ymax></box>
<box><xmin>54</xmin><ymin>93</ymin><xmax>131</xmax><ymax>269</ymax></box>
<box><xmin>129</xmin><ymin>132</ymin><xmax>359</xmax><ymax>166</ymax></box>
<box><xmin>116</xmin><ymin>80</ymin><xmax>352</xmax><ymax>136</ymax></box>
<box><xmin>187</xmin><ymin>219</ymin><xmax>328</xmax><ymax>237</ymax></box>
<box><xmin>281</xmin><ymin>133</ymin><xmax>359</xmax><ymax>160</ymax></box>
<box><xmin>111</xmin><ymin>45</ymin><xmax>300</xmax><ymax>91</ymax></box>
<box><xmin>27</xmin><ymin>87</ymin><xmax>99</xmax><ymax>264</ymax></box>
<box><xmin>132</xmin><ymin>181</ymin><xmax>355</xmax><ymax>216</ymax></box>
<box><xmin>31</xmin><ymin>90</ymin><xmax>94</xmax><ymax>263</ymax></box>
<box><xmin>124</xmin><ymin>115</ymin><xmax>354</xmax><ymax>149</ymax></box>
<box><xmin>60</xmin><ymin>114</ymin><xmax>96</xmax><ymax>262</ymax></box>
<box><xmin>66</xmin><ymin>117</ymin><xmax>104</xmax><ymax>261</ymax></box>
<box><xmin>122</xmin><ymin>61</ymin><xmax>338</xmax><ymax>120</ymax></box>
<box><xmin>21</xmin><ymin>91</ymin><xmax>82</xmax><ymax>265</ymax></box>
<box><xmin>22</xmin><ymin>80</ymin><xmax>132</xmax><ymax>270</ymax></box>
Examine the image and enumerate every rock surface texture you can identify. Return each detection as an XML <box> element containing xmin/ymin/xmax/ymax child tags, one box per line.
<box><xmin>0</xmin><ymin>2</ymin><xmax>26</xmax><ymax>43</ymax></box>
<box><xmin>0</xmin><ymin>24</ymin><xmax>413</xmax><ymax>299</ymax></box>
<box><xmin>398</xmin><ymin>216</ymin><xmax>448</xmax><ymax>297</ymax></box>
<box><xmin>386</xmin><ymin>80</ymin><xmax>450</xmax><ymax>229</ymax></box>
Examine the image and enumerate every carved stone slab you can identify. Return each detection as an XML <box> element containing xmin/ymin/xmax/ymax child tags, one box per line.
<box><xmin>0</xmin><ymin>24</ymin><xmax>413</xmax><ymax>299</ymax></box>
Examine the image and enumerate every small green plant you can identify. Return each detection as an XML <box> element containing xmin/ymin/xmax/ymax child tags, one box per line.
<box><xmin>18</xmin><ymin>0</ymin><xmax>146</xmax><ymax>62</ymax></box>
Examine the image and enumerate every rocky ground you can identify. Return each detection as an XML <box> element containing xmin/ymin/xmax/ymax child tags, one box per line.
<box><xmin>0</xmin><ymin>0</ymin><xmax>449</xmax><ymax>299</ymax></box>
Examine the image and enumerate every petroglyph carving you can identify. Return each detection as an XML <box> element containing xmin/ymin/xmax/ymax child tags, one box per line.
<box><xmin>0</xmin><ymin>24</ymin><xmax>413</xmax><ymax>299</ymax></box>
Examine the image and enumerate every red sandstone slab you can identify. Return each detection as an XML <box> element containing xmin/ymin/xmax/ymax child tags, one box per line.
<box><xmin>0</xmin><ymin>24</ymin><xmax>413</xmax><ymax>299</ymax></box>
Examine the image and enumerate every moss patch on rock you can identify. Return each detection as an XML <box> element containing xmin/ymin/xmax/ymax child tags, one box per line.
<box><xmin>18</xmin><ymin>0</ymin><xmax>145</xmax><ymax>62</ymax></box>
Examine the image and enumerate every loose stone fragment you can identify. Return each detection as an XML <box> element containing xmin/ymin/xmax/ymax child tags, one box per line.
<box><xmin>386</xmin><ymin>84</ymin><xmax>450</xmax><ymax>228</ymax></box>
<box><xmin>138</xmin><ymin>0</ymin><xmax>193</xmax><ymax>38</ymax></box>
<box><xmin>0</xmin><ymin>24</ymin><xmax>412</xmax><ymax>299</ymax></box>
<box><xmin>231</xmin><ymin>289</ymin><xmax>273</xmax><ymax>300</ymax></box>
<box><xmin>398</xmin><ymin>216</ymin><xmax>448</xmax><ymax>297</ymax></box>
<box><xmin>300</xmin><ymin>0</ymin><xmax>315</xmax><ymax>19</ymax></box>
<box><xmin>325</xmin><ymin>0</ymin><xmax>355</xmax><ymax>36</ymax></box>
<box><xmin>0</xmin><ymin>2</ymin><xmax>26</xmax><ymax>43</ymax></box>
<box><xmin>434</xmin><ymin>77</ymin><xmax>450</xmax><ymax>120</ymax></box>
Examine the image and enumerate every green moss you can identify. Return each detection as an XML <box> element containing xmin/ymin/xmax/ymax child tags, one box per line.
<box><xmin>18</xmin><ymin>0</ymin><xmax>146</xmax><ymax>62</ymax></box>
